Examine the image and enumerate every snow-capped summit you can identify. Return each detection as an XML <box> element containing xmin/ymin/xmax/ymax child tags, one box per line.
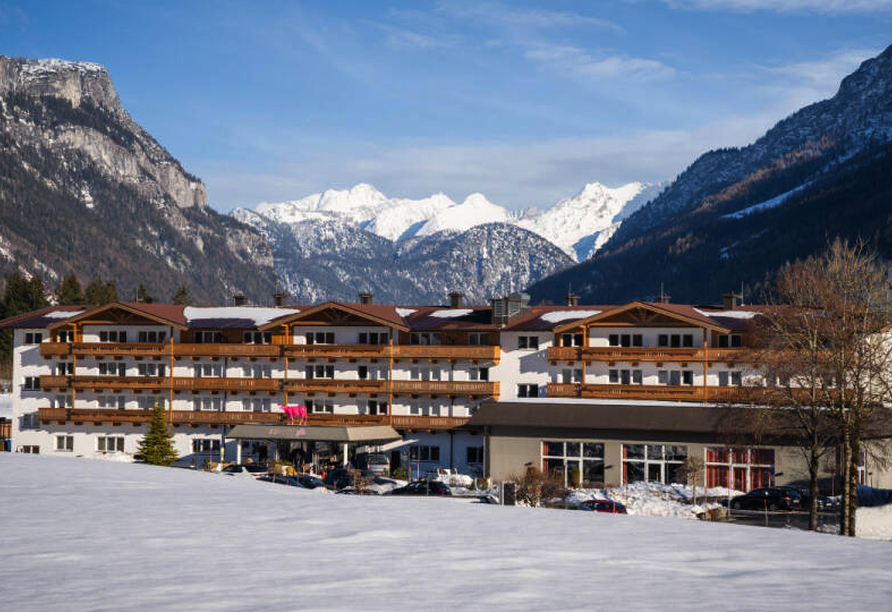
<box><xmin>244</xmin><ymin>180</ymin><xmax>662</xmax><ymax>261</ymax></box>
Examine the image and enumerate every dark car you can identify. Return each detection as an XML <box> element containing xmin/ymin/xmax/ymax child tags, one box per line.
<box><xmin>777</xmin><ymin>485</ymin><xmax>829</xmax><ymax>510</ymax></box>
<box><xmin>729</xmin><ymin>487</ymin><xmax>798</xmax><ymax>511</ymax></box>
<box><xmin>294</xmin><ymin>475</ymin><xmax>325</xmax><ymax>489</ymax></box>
<box><xmin>579</xmin><ymin>499</ymin><xmax>628</xmax><ymax>514</ymax></box>
<box><xmin>324</xmin><ymin>468</ymin><xmax>378</xmax><ymax>489</ymax></box>
<box><xmin>389</xmin><ymin>480</ymin><xmax>452</xmax><ymax>496</ymax></box>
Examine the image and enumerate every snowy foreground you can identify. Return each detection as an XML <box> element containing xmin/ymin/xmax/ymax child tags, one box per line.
<box><xmin>2</xmin><ymin>455</ymin><xmax>891</xmax><ymax>611</ymax></box>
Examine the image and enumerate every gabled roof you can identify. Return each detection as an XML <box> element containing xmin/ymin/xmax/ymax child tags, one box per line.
<box><xmin>45</xmin><ymin>302</ymin><xmax>188</xmax><ymax>330</ymax></box>
<box><xmin>0</xmin><ymin>305</ymin><xmax>88</xmax><ymax>329</ymax></box>
<box><xmin>552</xmin><ymin>301</ymin><xmax>737</xmax><ymax>333</ymax></box>
<box><xmin>258</xmin><ymin>302</ymin><xmax>410</xmax><ymax>332</ymax></box>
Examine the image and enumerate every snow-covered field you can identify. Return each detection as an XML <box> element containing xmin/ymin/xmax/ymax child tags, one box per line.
<box><xmin>2</xmin><ymin>455</ymin><xmax>891</xmax><ymax>610</ymax></box>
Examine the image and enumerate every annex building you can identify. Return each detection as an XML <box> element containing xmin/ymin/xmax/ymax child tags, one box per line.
<box><xmin>4</xmin><ymin>291</ymin><xmax>890</xmax><ymax>490</ymax></box>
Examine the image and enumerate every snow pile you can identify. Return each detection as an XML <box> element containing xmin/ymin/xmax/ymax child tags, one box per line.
<box><xmin>568</xmin><ymin>481</ymin><xmax>740</xmax><ymax>519</ymax></box>
<box><xmin>2</xmin><ymin>454</ymin><xmax>892</xmax><ymax>609</ymax></box>
<box><xmin>183</xmin><ymin>306</ymin><xmax>300</xmax><ymax>327</ymax></box>
<box><xmin>429</xmin><ymin>308</ymin><xmax>473</xmax><ymax>318</ymax></box>
<box><xmin>539</xmin><ymin>309</ymin><xmax>600</xmax><ymax>324</ymax></box>
<box><xmin>44</xmin><ymin>309</ymin><xmax>86</xmax><ymax>319</ymax></box>
<box><xmin>694</xmin><ymin>308</ymin><xmax>758</xmax><ymax>319</ymax></box>
<box><xmin>856</xmin><ymin>504</ymin><xmax>892</xmax><ymax>540</ymax></box>
<box><xmin>395</xmin><ymin>308</ymin><xmax>417</xmax><ymax>317</ymax></box>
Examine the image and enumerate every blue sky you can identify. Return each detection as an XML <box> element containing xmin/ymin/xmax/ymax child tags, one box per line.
<box><xmin>2</xmin><ymin>0</ymin><xmax>891</xmax><ymax>212</ymax></box>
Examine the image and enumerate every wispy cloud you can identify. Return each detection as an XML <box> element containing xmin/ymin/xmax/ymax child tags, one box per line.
<box><xmin>525</xmin><ymin>43</ymin><xmax>676</xmax><ymax>82</ymax></box>
<box><xmin>438</xmin><ymin>1</ymin><xmax>625</xmax><ymax>33</ymax></box>
<box><xmin>658</xmin><ymin>0</ymin><xmax>892</xmax><ymax>14</ymax></box>
<box><xmin>373</xmin><ymin>24</ymin><xmax>457</xmax><ymax>50</ymax></box>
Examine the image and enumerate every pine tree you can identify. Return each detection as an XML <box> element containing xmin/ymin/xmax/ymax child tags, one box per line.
<box><xmin>85</xmin><ymin>278</ymin><xmax>107</xmax><ymax>305</ymax></box>
<box><xmin>137</xmin><ymin>403</ymin><xmax>178</xmax><ymax>466</ymax></box>
<box><xmin>136</xmin><ymin>283</ymin><xmax>154</xmax><ymax>304</ymax></box>
<box><xmin>56</xmin><ymin>274</ymin><xmax>85</xmax><ymax>305</ymax></box>
<box><xmin>172</xmin><ymin>286</ymin><xmax>191</xmax><ymax>305</ymax></box>
<box><xmin>1</xmin><ymin>273</ymin><xmax>30</xmax><ymax>361</ymax></box>
<box><xmin>103</xmin><ymin>280</ymin><xmax>119</xmax><ymax>303</ymax></box>
<box><xmin>25</xmin><ymin>276</ymin><xmax>48</xmax><ymax>310</ymax></box>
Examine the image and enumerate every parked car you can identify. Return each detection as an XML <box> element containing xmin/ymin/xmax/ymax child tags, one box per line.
<box><xmin>389</xmin><ymin>480</ymin><xmax>452</xmax><ymax>496</ymax></box>
<box><xmin>579</xmin><ymin>499</ymin><xmax>628</xmax><ymax>514</ymax></box>
<box><xmin>294</xmin><ymin>475</ymin><xmax>326</xmax><ymax>489</ymax></box>
<box><xmin>221</xmin><ymin>464</ymin><xmax>268</xmax><ymax>478</ymax></box>
<box><xmin>777</xmin><ymin>485</ymin><xmax>829</xmax><ymax>510</ymax></box>
<box><xmin>323</xmin><ymin>468</ymin><xmax>378</xmax><ymax>489</ymax></box>
<box><xmin>729</xmin><ymin>487</ymin><xmax>798</xmax><ymax>511</ymax></box>
<box><xmin>355</xmin><ymin>453</ymin><xmax>390</xmax><ymax>476</ymax></box>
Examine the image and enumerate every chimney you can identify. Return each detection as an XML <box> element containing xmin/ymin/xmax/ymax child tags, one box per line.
<box><xmin>565</xmin><ymin>293</ymin><xmax>579</xmax><ymax>307</ymax></box>
<box><xmin>359</xmin><ymin>292</ymin><xmax>373</xmax><ymax>305</ymax></box>
<box><xmin>273</xmin><ymin>292</ymin><xmax>287</xmax><ymax>307</ymax></box>
<box><xmin>655</xmin><ymin>293</ymin><xmax>671</xmax><ymax>304</ymax></box>
<box><xmin>233</xmin><ymin>294</ymin><xmax>248</xmax><ymax>306</ymax></box>
<box><xmin>723</xmin><ymin>292</ymin><xmax>741</xmax><ymax>310</ymax></box>
<box><xmin>449</xmin><ymin>292</ymin><xmax>465</xmax><ymax>309</ymax></box>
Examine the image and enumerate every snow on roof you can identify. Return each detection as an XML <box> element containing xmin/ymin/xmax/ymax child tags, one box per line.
<box><xmin>539</xmin><ymin>310</ymin><xmax>601</xmax><ymax>324</ymax></box>
<box><xmin>44</xmin><ymin>309</ymin><xmax>87</xmax><ymax>319</ymax></box>
<box><xmin>428</xmin><ymin>308</ymin><xmax>473</xmax><ymax>318</ymax></box>
<box><xmin>183</xmin><ymin>307</ymin><xmax>300</xmax><ymax>328</ymax></box>
<box><xmin>694</xmin><ymin>308</ymin><xmax>758</xmax><ymax>320</ymax></box>
<box><xmin>395</xmin><ymin>308</ymin><xmax>417</xmax><ymax>318</ymax></box>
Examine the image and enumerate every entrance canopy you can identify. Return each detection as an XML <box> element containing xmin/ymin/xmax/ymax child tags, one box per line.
<box><xmin>227</xmin><ymin>423</ymin><xmax>402</xmax><ymax>444</ymax></box>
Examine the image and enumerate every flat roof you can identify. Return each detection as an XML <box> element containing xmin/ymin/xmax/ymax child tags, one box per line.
<box><xmin>226</xmin><ymin>424</ymin><xmax>402</xmax><ymax>444</ymax></box>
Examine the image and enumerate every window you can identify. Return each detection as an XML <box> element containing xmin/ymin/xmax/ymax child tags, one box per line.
<box><xmin>52</xmin><ymin>394</ymin><xmax>73</xmax><ymax>408</ymax></box>
<box><xmin>55</xmin><ymin>361</ymin><xmax>74</xmax><ymax>376</ymax></box>
<box><xmin>622</xmin><ymin>444</ymin><xmax>688</xmax><ymax>485</ymax></box>
<box><xmin>137</xmin><ymin>331</ymin><xmax>166</xmax><ymax>343</ymax></box>
<box><xmin>192</xmin><ymin>397</ymin><xmax>222</xmax><ymax>411</ymax></box>
<box><xmin>409</xmin><ymin>332</ymin><xmax>441</xmax><ymax>345</ymax></box>
<box><xmin>58</xmin><ymin>330</ymin><xmax>75</xmax><ymax>343</ymax></box>
<box><xmin>358</xmin><ymin>365</ymin><xmax>368</xmax><ymax>380</ymax></box>
<box><xmin>608</xmin><ymin>334</ymin><xmax>643</xmax><ymax>347</ymax></box>
<box><xmin>196</xmin><ymin>363</ymin><xmax>223</xmax><ymax>378</ymax></box>
<box><xmin>20</xmin><ymin>445</ymin><xmax>40</xmax><ymax>454</ymax></box>
<box><xmin>306</xmin><ymin>332</ymin><xmax>335</xmax><ymax>345</ymax></box>
<box><xmin>20</xmin><ymin>413</ymin><xmax>39</xmax><ymax>429</ymax></box>
<box><xmin>468</xmin><ymin>333</ymin><xmax>487</xmax><ymax>346</ymax></box>
<box><xmin>518</xmin><ymin>336</ymin><xmax>539</xmax><ymax>350</ymax></box>
<box><xmin>306</xmin><ymin>399</ymin><xmax>333</xmax><ymax>414</ymax></box>
<box><xmin>657</xmin><ymin>370</ymin><xmax>693</xmax><ymax>385</ymax></box>
<box><xmin>410</xmin><ymin>367</ymin><xmax>441</xmax><ymax>381</ymax></box>
<box><xmin>657</xmin><ymin>333</ymin><xmax>694</xmax><ymax>348</ymax></box>
<box><xmin>241</xmin><ymin>398</ymin><xmax>271</xmax><ymax>412</ymax></box>
<box><xmin>358</xmin><ymin>332</ymin><xmax>387</xmax><ymax>345</ymax></box>
<box><xmin>608</xmin><ymin>369</ymin><xmax>642</xmax><ymax>385</ymax></box>
<box><xmin>542</xmin><ymin>440</ymin><xmax>605</xmax><ymax>487</ymax></box>
<box><xmin>55</xmin><ymin>435</ymin><xmax>74</xmax><ymax>452</ymax></box>
<box><xmin>193</xmin><ymin>331</ymin><xmax>223</xmax><ymax>344</ymax></box>
<box><xmin>717</xmin><ymin>334</ymin><xmax>742</xmax><ymax>348</ymax></box>
<box><xmin>467</xmin><ymin>446</ymin><xmax>484</xmax><ymax>464</ymax></box>
<box><xmin>241</xmin><ymin>364</ymin><xmax>271</xmax><ymax>379</ymax></box>
<box><xmin>99</xmin><ymin>362</ymin><xmax>127</xmax><ymax>376</ymax></box>
<box><xmin>243</xmin><ymin>331</ymin><xmax>273</xmax><ymax>345</ymax></box>
<box><xmin>305</xmin><ymin>365</ymin><xmax>334</xmax><ymax>379</ymax></box>
<box><xmin>137</xmin><ymin>396</ymin><xmax>165</xmax><ymax>410</ymax></box>
<box><xmin>24</xmin><ymin>332</ymin><xmax>44</xmax><ymax>344</ymax></box>
<box><xmin>138</xmin><ymin>363</ymin><xmax>166</xmax><ymax>377</ymax></box>
<box><xmin>409</xmin><ymin>445</ymin><xmax>440</xmax><ymax>462</ymax></box>
<box><xmin>192</xmin><ymin>439</ymin><xmax>221</xmax><ymax>454</ymax></box>
<box><xmin>366</xmin><ymin>399</ymin><xmax>387</xmax><ymax>415</ymax></box>
<box><xmin>517</xmin><ymin>383</ymin><xmax>538</xmax><ymax>398</ymax></box>
<box><xmin>23</xmin><ymin>376</ymin><xmax>40</xmax><ymax>391</ymax></box>
<box><xmin>98</xmin><ymin>330</ymin><xmax>127</xmax><ymax>343</ymax></box>
<box><xmin>706</xmin><ymin>447</ymin><xmax>774</xmax><ymax>491</ymax></box>
<box><xmin>718</xmin><ymin>371</ymin><xmax>742</xmax><ymax>387</ymax></box>
<box><xmin>561</xmin><ymin>333</ymin><xmax>584</xmax><ymax>347</ymax></box>
<box><xmin>469</xmin><ymin>367</ymin><xmax>489</xmax><ymax>381</ymax></box>
<box><xmin>96</xmin><ymin>436</ymin><xmax>124</xmax><ymax>453</ymax></box>
<box><xmin>98</xmin><ymin>395</ymin><xmax>126</xmax><ymax>409</ymax></box>
<box><xmin>561</xmin><ymin>368</ymin><xmax>583</xmax><ymax>384</ymax></box>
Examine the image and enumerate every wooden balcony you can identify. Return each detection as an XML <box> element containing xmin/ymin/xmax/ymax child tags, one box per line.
<box><xmin>391</xmin><ymin>345</ymin><xmax>501</xmax><ymax>363</ymax></box>
<box><xmin>39</xmin><ymin>375</ymin><xmax>73</xmax><ymax>389</ymax></box>
<box><xmin>391</xmin><ymin>415</ymin><xmax>469</xmax><ymax>430</ymax></box>
<box><xmin>173</xmin><ymin>343</ymin><xmax>280</xmax><ymax>359</ymax></box>
<box><xmin>306</xmin><ymin>414</ymin><xmax>389</xmax><ymax>426</ymax></box>
<box><xmin>69</xmin><ymin>376</ymin><xmax>168</xmax><ymax>391</ymax></box>
<box><xmin>547</xmin><ymin>346</ymin><xmax>747</xmax><ymax>364</ymax></box>
<box><xmin>391</xmin><ymin>380</ymin><xmax>499</xmax><ymax>398</ymax></box>
<box><xmin>71</xmin><ymin>342</ymin><xmax>169</xmax><ymax>358</ymax></box>
<box><xmin>547</xmin><ymin>383</ymin><xmax>769</xmax><ymax>402</ymax></box>
<box><xmin>282</xmin><ymin>345</ymin><xmax>390</xmax><ymax>361</ymax></box>
<box><xmin>284</xmin><ymin>379</ymin><xmax>389</xmax><ymax>395</ymax></box>
<box><xmin>42</xmin><ymin>375</ymin><xmax>281</xmax><ymax>393</ymax></box>
<box><xmin>38</xmin><ymin>407</ymin><xmax>283</xmax><ymax>426</ymax></box>
<box><xmin>40</xmin><ymin>343</ymin><xmax>71</xmax><ymax>358</ymax></box>
<box><xmin>171</xmin><ymin>377</ymin><xmax>281</xmax><ymax>392</ymax></box>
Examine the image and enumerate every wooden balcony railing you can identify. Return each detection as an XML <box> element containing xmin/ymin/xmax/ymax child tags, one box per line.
<box><xmin>38</xmin><ymin>407</ymin><xmax>284</xmax><ymax>426</ymax></box>
<box><xmin>72</xmin><ymin>342</ymin><xmax>169</xmax><ymax>357</ymax></box>
<box><xmin>306</xmin><ymin>413</ymin><xmax>389</xmax><ymax>426</ymax></box>
<box><xmin>547</xmin><ymin>383</ymin><xmax>769</xmax><ymax>402</ymax></box>
<box><xmin>42</xmin><ymin>375</ymin><xmax>282</xmax><ymax>392</ymax></box>
<box><xmin>39</xmin><ymin>375</ymin><xmax>72</xmax><ymax>389</ymax></box>
<box><xmin>282</xmin><ymin>345</ymin><xmax>390</xmax><ymax>360</ymax></box>
<box><xmin>391</xmin><ymin>345</ymin><xmax>501</xmax><ymax>362</ymax></box>
<box><xmin>40</xmin><ymin>343</ymin><xmax>72</xmax><ymax>358</ymax></box>
<box><xmin>69</xmin><ymin>376</ymin><xmax>168</xmax><ymax>391</ymax></box>
<box><xmin>391</xmin><ymin>380</ymin><xmax>499</xmax><ymax>398</ymax></box>
<box><xmin>547</xmin><ymin>346</ymin><xmax>747</xmax><ymax>363</ymax></box>
<box><xmin>391</xmin><ymin>415</ymin><xmax>470</xmax><ymax>430</ymax></box>
<box><xmin>284</xmin><ymin>379</ymin><xmax>389</xmax><ymax>394</ymax></box>
<box><xmin>173</xmin><ymin>344</ymin><xmax>280</xmax><ymax>359</ymax></box>
<box><xmin>171</xmin><ymin>377</ymin><xmax>281</xmax><ymax>392</ymax></box>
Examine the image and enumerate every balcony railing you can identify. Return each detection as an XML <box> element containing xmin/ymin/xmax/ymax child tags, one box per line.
<box><xmin>282</xmin><ymin>345</ymin><xmax>391</xmax><ymax>360</ymax></box>
<box><xmin>41</xmin><ymin>375</ymin><xmax>282</xmax><ymax>392</ymax></box>
<box><xmin>40</xmin><ymin>343</ymin><xmax>72</xmax><ymax>358</ymax></box>
<box><xmin>547</xmin><ymin>383</ymin><xmax>769</xmax><ymax>402</ymax></box>
<box><xmin>391</xmin><ymin>415</ymin><xmax>469</xmax><ymax>430</ymax></box>
<box><xmin>171</xmin><ymin>377</ymin><xmax>281</xmax><ymax>392</ymax></box>
<box><xmin>547</xmin><ymin>346</ymin><xmax>747</xmax><ymax>363</ymax></box>
<box><xmin>391</xmin><ymin>380</ymin><xmax>499</xmax><ymax>398</ymax></box>
<box><xmin>173</xmin><ymin>344</ymin><xmax>280</xmax><ymax>359</ymax></box>
<box><xmin>391</xmin><ymin>345</ymin><xmax>500</xmax><ymax>362</ymax></box>
<box><xmin>284</xmin><ymin>379</ymin><xmax>389</xmax><ymax>394</ymax></box>
<box><xmin>38</xmin><ymin>407</ymin><xmax>284</xmax><ymax>426</ymax></box>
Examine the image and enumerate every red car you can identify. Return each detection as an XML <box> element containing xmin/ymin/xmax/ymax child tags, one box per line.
<box><xmin>579</xmin><ymin>499</ymin><xmax>627</xmax><ymax>514</ymax></box>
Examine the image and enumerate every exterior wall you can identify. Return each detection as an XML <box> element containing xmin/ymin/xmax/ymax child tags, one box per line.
<box><xmin>493</xmin><ymin>331</ymin><xmax>552</xmax><ymax>400</ymax></box>
<box><xmin>587</xmin><ymin>326</ymin><xmax>708</xmax><ymax>347</ymax></box>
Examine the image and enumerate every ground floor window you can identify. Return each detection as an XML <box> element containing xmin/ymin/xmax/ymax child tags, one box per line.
<box><xmin>542</xmin><ymin>441</ymin><xmax>604</xmax><ymax>487</ymax></box>
<box><xmin>705</xmin><ymin>447</ymin><xmax>774</xmax><ymax>491</ymax></box>
<box><xmin>466</xmin><ymin>446</ymin><xmax>484</xmax><ymax>464</ymax></box>
<box><xmin>192</xmin><ymin>439</ymin><xmax>221</xmax><ymax>454</ymax></box>
<box><xmin>96</xmin><ymin>436</ymin><xmax>124</xmax><ymax>453</ymax></box>
<box><xmin>622</xmin><ymin>444</ymin><xmax>687</xmax><ymax>484</ymax></box>
<box><xmin>409</xmin><ymin>445</ymin><xmax>440</xmax><ymax>462</ymax></box>
<box><xmin>55</xmin><ymin>435</ymin><xmax>73</xmax><ymax>452</ymax></box>
<box><xmin>20</xmin><ymin>445</ymin><xmax>39</xmax><ymax>454</ymax></box>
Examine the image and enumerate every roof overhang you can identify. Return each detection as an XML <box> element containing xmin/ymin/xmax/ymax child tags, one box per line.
<box><xmin>226</xmin><ymin>423</ymin><xmax>403</xmax><ymax>444</ymax></box>
<box><xmin>258</xmin><ymin>302</ymin><xmax>409</xmax><ymax>332</ymax></box>
<box><xmin>46</xmin><ymin>302</ymin><xmax>187</xmax><ymax>331</ymax></box>
<box><xmin>553</xmin><ymin>301</ymin><xmax>731</xmax><ymax>333</ymax></box>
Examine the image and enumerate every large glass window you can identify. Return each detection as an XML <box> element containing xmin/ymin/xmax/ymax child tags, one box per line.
<box><xmin>705</xmin><ymin>447</ymin><xmax>774</xmax><ymax>491</ymax></box>
<box><xmin>96</xmin><ymin>436</ymin><xmax>124</xmax><ymax>453</ymax></box>
<box><xmin>542</xmin><ymin>441</ymin><xmax>605</xmax><ymax>487</ymax></box>
<box><xmin>622</xmin><ymin>444</ymin><xmax>688</xmax><ymax>484</ymax></box>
